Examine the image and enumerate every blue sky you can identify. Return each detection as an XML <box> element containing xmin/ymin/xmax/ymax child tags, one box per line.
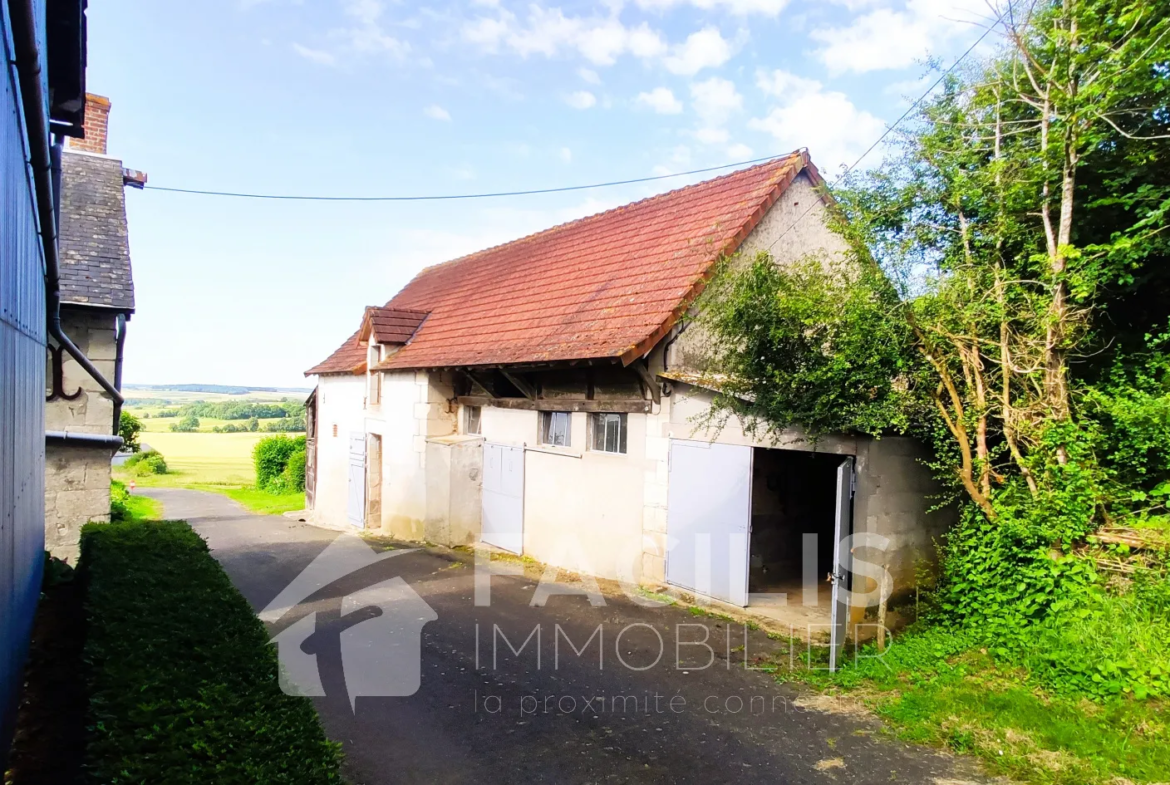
<box><xmin>89</xmin><ymin>0</ymin><xmax>993</xmax><ymax>388</ymax></box>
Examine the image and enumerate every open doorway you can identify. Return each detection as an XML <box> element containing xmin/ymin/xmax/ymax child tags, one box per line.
<box><xmin>366</xmin><ymin>434</ymin><xmax>382</xmax><ymax>529</ymax></box>
<box><xmin>748</xmin><ymin>449</ymin><xmax>843</xmax><ymax>625</ymax></box>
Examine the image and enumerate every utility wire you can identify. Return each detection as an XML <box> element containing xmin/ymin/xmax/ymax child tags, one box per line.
<box><xmin>143</xmin><ymin>153</ymin><xmax>793</xmax><ymax>202</ymax></box>
<box><xmin>143</xmin><ymin>11</ymin><xmax>1003</xmax><ymax>209</ymax></box>
<box><xmin>765</xmin><ymin>9</ymin><xmax>1005</xmax><ymax>253</ymax></box>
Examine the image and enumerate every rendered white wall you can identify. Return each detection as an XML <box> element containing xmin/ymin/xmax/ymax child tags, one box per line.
<box><xmin>312</xmin><ymin>374</ymin><xmax>365</xmax><ymax>529</ymax></box>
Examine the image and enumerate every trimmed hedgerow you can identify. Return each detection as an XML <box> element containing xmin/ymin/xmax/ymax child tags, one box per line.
<box><xmin>79</xmin><ymin>520</ymin><xmax>342</xmax><ymax>784</ymax></box>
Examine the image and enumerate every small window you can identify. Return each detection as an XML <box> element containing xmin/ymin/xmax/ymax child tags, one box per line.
<box><xmin>464</xmin><ymin>405</ymin><xmax>482</xmax><ymax>435</ymax></box>
<box><xmin>590</xmin><ymin>412</ymin><xmax>627</xmax><ymax>454</ymax></box>
<box><xmin>370</xmin><ymin>371</ymin><xmax>381</xmax><ymax>405</ymax></box>
<box><xmin>540</xmin><ymin>411</ymin><xmax>571</xmax><ymax>447</ymax></box>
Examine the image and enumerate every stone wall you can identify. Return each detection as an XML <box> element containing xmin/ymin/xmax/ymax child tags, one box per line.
<box><xmin>44</xmin><ymin>308</ymin><xmax>121</xmax><ymax>562</ymax></box>
<box><xmin>45</xmin><ymin>443</ymin><xmax>115</xmax><ymax>562</ymax></box>
<box><xmin>45</xmin><ymin>308</ymin><xmax>118</xmax><ymax>434</ymax></box>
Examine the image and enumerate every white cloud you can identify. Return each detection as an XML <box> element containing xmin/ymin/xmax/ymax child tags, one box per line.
<box><xmin>749</xmin><ymin>68</ymin><xmax>887</xmax><ymax>172</ymax></box>
<box><xmin>424</xmin><ymin>104</ymin><xmax>451</xmax><ymax>121</ymax></box>
<box><xmin>334</xmin><ymin>0</ymin><xmax>411</xmax><ymax>58</ymax></box>
<box><xmin>560</xmin><ymin>147</ymin><xmax>573</xmax><ymax>163</ymax></box>
<box><xmin>292</xmin><ymin>43</ymin><xmax>336</xmax><ymax>66</ymax></box>
<box><xmin>636</xmin><ymin>87</ymin><xmax>683</xmax><ymax>114</ymax></box>
<box><xmin>461</xmin><ymin>7</ymin><xmax>666</xmax><ymax>66</ymax></box>
<box><xmin>578</xmin><ymin>67</ymin><xmax>601</xmax><ymax>84</ymax></box>
<box><xmin>664</xmin><ymin>27</ymin><xmax>735</xmax><ymax>75</ymax></box>
<box><xmin>811</xmin><ymin>0</ymin><xmax>990</xmax><ymax>74</ymax></box>
<box><xmin>635</xmin><ymin>0</ymin><xmax>790</xmax><ymax>15</ymax></box>
<box><xmin>693</xmin><ymin>127</ymin><xmax>730</xmax><ymax>144</ymax></box>
<box><xmin>690</xmin><ymin>76</ymin><xmax>742</xmax><ymax>125</ymax></box>
<box><xmin>727</xmin><ymin>142</ymin><xmax>753</xmax><ymax>158</ymax></box>
<box><xmin>564</xmin><ymin>90</ymin><xmax>597</xmax><ymax>109</ymax></box>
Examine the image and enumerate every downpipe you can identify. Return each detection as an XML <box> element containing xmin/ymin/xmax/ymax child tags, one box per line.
<box><xmin>10</xmin><ymin>0</ymin><xmax>124</xmax><ymax>433</ymax></box>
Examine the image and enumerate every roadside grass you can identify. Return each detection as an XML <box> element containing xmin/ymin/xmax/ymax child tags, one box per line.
<box><xmin>778</xmin><ymin>626</ymin><xmax>1170</xmax><ymax>784</ymax></box>
<box><xmin>80</xmin><ymin>519</ymin><xmax>342</xmax><ymax>783</ymax></box>
<box><xmin>119</xmin><ymin>490</ymin><xmax>162</xmax><ymax>522</ymax></box>
<box><xmin>115</xmin><ymin>432</ymin><xmax>305</xmax><ymax>515</ymax></box>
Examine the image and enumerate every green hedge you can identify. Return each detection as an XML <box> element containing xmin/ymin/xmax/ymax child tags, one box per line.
<box><xmin>254</xmin><ymin>434</ymin><xmax>306</xmax><ymax>493</ymax></box>
<box><xmin>80</xmin><ymin>520</ymin><xmax>342</xmax><ymax>784</ymax></box>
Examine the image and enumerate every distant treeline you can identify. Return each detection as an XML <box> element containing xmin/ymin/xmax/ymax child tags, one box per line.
<box><xmin>180</xmin><ymin>401</ymin><xmax>305</xmax><ymax>421</ymax></box>
<box><xmin>211</xmin><ymin>417</ymin><xmax>305</xmax><ymax>434</ymax></box>
<box><xmin>124</xmin><ymin>384</ymin><xmax>311</xmax><ymax>395</ymax></box>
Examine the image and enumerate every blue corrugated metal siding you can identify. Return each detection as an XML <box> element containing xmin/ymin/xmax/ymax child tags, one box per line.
<box><xmin>0</xmin><ymin>0</ymin><xmax>49</xmax><ymax>760</ymax></box>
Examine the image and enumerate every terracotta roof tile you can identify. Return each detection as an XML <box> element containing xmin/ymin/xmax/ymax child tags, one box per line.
<box><xmin>307</xmin><ymin>152</ymin><xmax>814</xmax><ymax>375</ymax></box>
<box><xmin>360</xmin><ymin>307</ymin><xmax>429</xmax><ymax>344</ymax></box>
<box><xmin>304</xmin><ymin>330</ymin><xmax>366</xmax><ymax>376</ymax></box>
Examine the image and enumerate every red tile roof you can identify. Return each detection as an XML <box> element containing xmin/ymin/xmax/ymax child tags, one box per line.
<box><xmin>304</xmin><ymin>330</ymin><xmax>366</xmax><ymax>376</ymax></box>
<box><xmin>308</xmin><ymin>152</ymin><xmax>818</xmax><ymax>375</ymax></box>
<box><xmin>359</xmin><ymin>307</ymin><xmax>430</xmax><ymax>345</ymax></box>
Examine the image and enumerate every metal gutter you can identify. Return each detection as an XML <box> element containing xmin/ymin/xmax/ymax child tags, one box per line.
<box><xmin>45</xmin><ymin>431</ymin><xmax>124</xmax><ymax>449</ymax></box>
<box><xmin>10</xmin><ymin>0</ymin><xmax>124</xmax><ymax>432</ymax></box>
<box><xmin>112</xmin><ymin>313</ymin><xmax>126</xmax><ymax>430</ymax></box>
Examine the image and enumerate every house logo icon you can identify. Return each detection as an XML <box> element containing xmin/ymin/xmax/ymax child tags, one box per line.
<box><xmin>260</xmin><ymin>534</ymin><xmax>437</xmax><ymax>710</ymax></box>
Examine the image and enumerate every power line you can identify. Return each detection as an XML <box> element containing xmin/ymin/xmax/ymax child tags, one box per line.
<box><xmin>144</xmin><ymin>11</ymin><xmax>1002</xmax><ymax>211</ymax></box>
<box><xmin>143</xmin><ymin>153</ymin><xmax>793</xmax><ymax>202</ymax></box>
<box><xmin>766</xmin><ymin>9</ymin><xmax>1004</xmax><ymax>253</ymax></box>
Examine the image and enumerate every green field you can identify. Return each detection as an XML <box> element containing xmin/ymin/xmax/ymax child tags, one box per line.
<box><xmin>126</xmin><ymin>432</ymin><xmax>264</xmax><ymax>485</ymax></box>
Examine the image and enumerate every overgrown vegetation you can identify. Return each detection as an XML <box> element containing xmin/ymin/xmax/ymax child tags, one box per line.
<box><xmin>697</xmin><ymin>0</ymin><xmax>1168</xmax><ymax>778</ymax></box>
<box><xmin>80</xmin><ymin>519</ymin><xmax>342</xmax><ymax>783</ymax></box>
<box><xmin>109</xmin><ymin>480</ymin><xmax>162</xmax><ymax>523</ymax></box>
<box><xmin>122</xmin><ymin>449</ymin><xmax>168</xmax><ymax>477</ymax></box>
<box><xmin>254</xmin><ymin>434</ymin><xmax>307</xmax><ymax>495</ymax></box>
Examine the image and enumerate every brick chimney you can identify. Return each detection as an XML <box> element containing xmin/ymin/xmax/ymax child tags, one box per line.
<box><xmin>66</xmin><ymin>94</ymin><xmax>111</xmax><ymax>155</ymax></box>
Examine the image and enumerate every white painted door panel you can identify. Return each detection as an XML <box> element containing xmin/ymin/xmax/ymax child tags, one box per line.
<box><xmin>829</xmin><ymin>456</ymin><xmax>855</xmax><ymax>671</ymax></box>
<box><xmin>481</xmin><ymin>442</ymin><xmax>524</xmax><ymax>553</ymax></box>
<box><xmin>347</xmin><ymin>433</ymin><xmax>366</xmax><ymax>527</ymax></box>
<box><xmin>665</xmin><ymin>440</ymin><xmax>752</xmax><ymax>607</ymax></box>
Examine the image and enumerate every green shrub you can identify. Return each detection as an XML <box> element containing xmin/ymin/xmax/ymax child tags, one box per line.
<box><xmin>79</xmin><ymin>520</ymin><xmax>342</xmax><ymax>784</ymax></box>
<box><xmin>110</xmin><ymin>479</ymin><xmax>132</xmax><ymax>521</ymax></box>
<box><xmin>280</xmin><ymin>447</ymin><xmax>307</xmax><ymax>493</ymax></box>
<box><xmin>253</xmin><ymin>435</ymin><xmax>306</xmax><ymax>492</ymax></box>
<box><xmin>125</xmin><ymin>450</ymin><xmax>168</xmax><ymax>476</ymax></box>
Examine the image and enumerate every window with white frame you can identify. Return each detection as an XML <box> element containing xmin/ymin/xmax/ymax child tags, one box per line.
<box><xmin>368</xmin><ymin>345</ymin><xmax>382</xmax><ymax>405</ymax></box>
<box><xmin>540</xmin><ymin>411</ymin><xmax>571</xmax><ymax>447</ymax></box>
<box><xmin>464</xmin><ymin>405</ymin><xmax>482</xmax><ymax>435</ymax></box>
<box><xmin>589</xmin><ymin>412</ymin><xmax>627</xmax><ymax>454</ymax></box>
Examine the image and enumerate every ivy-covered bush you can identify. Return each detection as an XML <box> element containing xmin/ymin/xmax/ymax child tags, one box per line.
<box><xmin>79</xmin><ymin>520</ymin><xmax>342</xmax><ymax>783</ymax></box>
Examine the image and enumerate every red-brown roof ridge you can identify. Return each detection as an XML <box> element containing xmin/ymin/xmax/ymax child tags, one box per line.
<box><xmin>307</xmin><ymin>150</ymin><xmax>820</xmax><ymax>376</ymax></box>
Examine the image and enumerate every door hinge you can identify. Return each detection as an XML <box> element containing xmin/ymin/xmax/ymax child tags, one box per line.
<box><xmin>850</xmin><ymin>469</ymin><xmax>857</xmax><ymax>499</ymax></box>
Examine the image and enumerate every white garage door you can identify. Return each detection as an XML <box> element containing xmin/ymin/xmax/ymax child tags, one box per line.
<box><xmin>481</xmin><ymin>442</ymin><xmax>524</xmax><ymax>553</ymax></box>
<box><xmin>665</xmin><ymin>440</ymin><xmax>752</xmax><ymax>607</ymax></box>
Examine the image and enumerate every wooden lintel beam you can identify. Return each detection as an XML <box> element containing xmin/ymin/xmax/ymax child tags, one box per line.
<box><xmin>456</xmin><ymin>396</ymin><xmax>651</xmax><ymax>414</ymax></box>
<box><xmin>632</xmin><ymin>360</ymin><xmax>661</xmax><ymax>405</ymax></box>
<box><xmin>462</xmin><ymin>370</ymin><xmax>498</xmax><ymax>399</ymax></box>
<box><xmin>499</xmin><ymin>370</ymin><xmax>537</xmax><ymax>400</ymax></box>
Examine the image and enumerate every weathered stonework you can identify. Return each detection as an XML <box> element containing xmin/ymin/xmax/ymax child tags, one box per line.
<box><xmin>44</xmin><ymin>443</ymin><xmax>116</xmax><ymax>562</ymax></box>
<box><xmin>44</xmin><ymin>308</ymin><xmax>121</xmax><ymax>562</ymax></box>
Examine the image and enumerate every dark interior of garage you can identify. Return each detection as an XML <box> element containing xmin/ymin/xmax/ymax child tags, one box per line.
<box><xmin>748</xmin><ymin>449</ymin><xmax>842</xmax><ymax>606</ymax></box>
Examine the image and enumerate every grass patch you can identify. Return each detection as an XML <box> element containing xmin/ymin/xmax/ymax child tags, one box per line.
<box><xmin>110</xmin><ymin>480</ymin><xmax>162</xmax><ymax>523</ymax></box>
<box><xmin>212</xmin><ymin>486</ymin><xmax>306</xmax><ymax>515</ymax></box>
<box><xmin>782</xmin><ymin>625</ymin><xmax>1169</xmax><ymax>784</ymax></box>
<box><xmin>114</xmin><ymin>432</ymin><xmax>304</xmax><ymax>516</ymax></box>
<box><xmin>80</xmin><ymin>519</ymin><xmax>341</xmax><ymax>784</ymax></box>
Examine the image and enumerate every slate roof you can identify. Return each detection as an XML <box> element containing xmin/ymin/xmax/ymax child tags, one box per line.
<box><xmin>58</xmin><ymin>151</ymin><xmax>135</xmax><ymax>311</ymax></box>
<box><xmin>308</xmin><ymin>151</ymin><xmax>819</xmax><ymax>375</ymax></box>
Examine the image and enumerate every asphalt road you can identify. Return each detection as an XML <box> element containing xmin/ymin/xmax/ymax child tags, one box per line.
<box><xmin>143</xmin><ymin>488</ymin><xmax>988</xmax><ymax>785</ymax></box>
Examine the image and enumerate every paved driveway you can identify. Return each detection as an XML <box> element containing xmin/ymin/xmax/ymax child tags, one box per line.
<box><xmin>143</xmin><ymin>488</ymin><xmax>987</xmax><ymax>785</ymax></box>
